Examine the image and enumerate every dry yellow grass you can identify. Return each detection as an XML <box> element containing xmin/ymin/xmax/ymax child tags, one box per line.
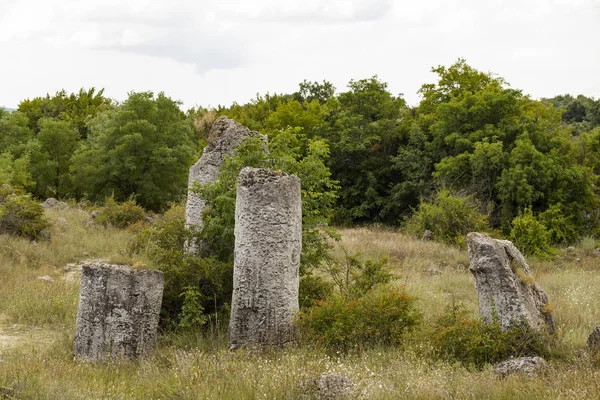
<box><xmin>1</xmin><ymin>214</ymin><xmax>600</xmax><ymax>399</ymax></box>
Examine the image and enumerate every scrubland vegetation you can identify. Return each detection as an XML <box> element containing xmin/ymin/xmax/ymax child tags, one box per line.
<box><xmin>2</xmin><ymin>59</ymin><xmax>600</xmax><ymax>398</ymax></box>
<box><xmin>1</xmin><ymin>206</ymin><xmax>600</xmax><ymax>399</ymax></box>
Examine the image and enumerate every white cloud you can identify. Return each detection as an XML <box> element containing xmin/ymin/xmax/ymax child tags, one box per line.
<box><xmin>0</xmin><ymin>0</ymin><xmax>598</xmax><ymax>109</ymax></box>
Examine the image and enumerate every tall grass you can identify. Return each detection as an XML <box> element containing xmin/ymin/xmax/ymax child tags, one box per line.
<box><xmin>1</xmin><ymin>213</ymin><xmax>600</xmax><ymax>398</ymax></box>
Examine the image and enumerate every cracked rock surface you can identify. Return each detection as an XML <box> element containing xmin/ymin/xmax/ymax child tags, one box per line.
<box><xmin>467</xmin><ymin>232</ymin><xmax>554</xmax><ymax>333</ymax></box>
<box><xmin>185</xmin><ymin>116</ymin><xmax>265</xmax><ymax>253</ymax></box>
<box><xmin>74</xmin><ymin>262</ymin><xmax>164</xmax><ymax>361</ymax></box>
<box><xmin>228</xmin><ymin>167</ymin><xmax>301</xmax><ymax>349</ymax></box>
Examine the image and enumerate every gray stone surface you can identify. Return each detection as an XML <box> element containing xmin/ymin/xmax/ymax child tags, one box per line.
<box><xmin>300</xmin><ymin>374</ymin><xmax>354</xmax><ymax>399</ymax></box>
<box><xmin>74</xmin><ymin>262</ymin><xmax>164</xmax><ymax>361</ymax></box>
<box><xmin>185</xmin><ymin>116</ymin><xmax>266</xmax><ymax>253</ymax></box>
<box><xmin>467</xmin><ymin>232</ymin><xmax>555</xmax><ymax>333</ymax></box>
<box><xmin>41</xmin><ymin>197</ymin><xmax>67</xmax><ymax>209</ymax></box>
<box><xmin>421</xmin><ymin>230</ymin><xmax>432</xmax><ymax>241</ymax></box>
<box><xmin>588</xmin><ymin>326</ymin><xmax>600</xmax><ymax>351</ymax></box>
<box><xmin>228</xmin><ymin>167</ymin><xmax>301</xmax><ymax>349</ymax></box>
<box><xmin>493</xmin><ymin>356</ymin><xmax>549</xmax><ymax>377</ymax></box>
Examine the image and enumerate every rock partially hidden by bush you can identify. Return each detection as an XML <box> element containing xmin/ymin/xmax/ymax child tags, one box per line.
<box><xmin>41</xmin><ymin>197</ymin><xmax>68</xmax><ymax>210</ymax></box>
<box><xmin>300</xmin><ymin>374</ymin><xmax>354</xmax><ymax>399</ymax></box>
<box><xmin>588</xmin><ymin>327</ymin><xmax>600</xmax><ymax>352</ymax></box>
<box><xmin>431</xmin><ymin>303</ymin><xmax>552</xmax><ymax>369</ymax></box>
<box><xmin>493</xmin><ymin>357</ymin><xmax>549</xmax><ymax>378</ymax></box>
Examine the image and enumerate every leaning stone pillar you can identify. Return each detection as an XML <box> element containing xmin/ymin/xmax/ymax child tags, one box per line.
<box><xmin>229</xmin><ymin>167</ymin><xmax>302</xmax><ymax>349</ymax></box>
<box><xmin>467</xmin><ymin>232</ymin><xmax>554</xmax><ymax>333</ymax></box>
<box><xmin>185</xmin><ymin>116</ymin><xmax>266</xmax><ymax>253</ymax></box>
<box><xmin>74</xmin><ymin>262</ymin><xmax>164</xmax><ymax>361</ymax></box>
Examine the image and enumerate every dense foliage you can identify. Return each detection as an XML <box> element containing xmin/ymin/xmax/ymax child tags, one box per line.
<box><xmin>430</xmin><ymin>303</ymin><xmax>552</xmax><ymax>369</ymax></box>
<box><xmin>1</xmin><ymin>59</ymin><xmax>599</xmax><ymax>245</ymax></box>
<box><xmin>297</xmin><ymin>286</ymin><xmax>422</xmax><ymax>353</ymax></box>
<box><xmin>0</xmin><ymin>185</ymin><xmax>50</xmax><ymax>240</ymax></box>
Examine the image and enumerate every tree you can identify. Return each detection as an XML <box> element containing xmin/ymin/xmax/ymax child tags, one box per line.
<box><xmin>71</xmin><ymin>91</ymin><xmax>196</xmax><ymax>211</ymax></box>
<box><xmin>324</xmin><ymin>76</ymin><xmax>406</xmax><ymax>224</ymax></box>
<box><xmin>17</xmin><ymin>88</ymin><xmax>112</xmax><ymax>137</ymax></box>
<box><xmin>30</xmin><ymin>118</ymin><xmax>79</xmax><ymax>199</ymax></box>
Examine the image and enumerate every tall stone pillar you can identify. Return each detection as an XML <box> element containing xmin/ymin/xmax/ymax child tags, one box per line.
<box><xmin>229</xmin><ymin>167</ymin><xmax>302</xmax><ymax>349</ymax></box>
<box><xmin>185</xmin><ymin>116</ymin><xmax>265</xmax><ymax>253</ymax></box>
<box><xmin>74</xmin><ymin>262</ymin><xmax>164</xmax><ymax>361</ymax></box>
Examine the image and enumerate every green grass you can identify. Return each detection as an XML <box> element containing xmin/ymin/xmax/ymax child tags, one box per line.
<box><xmin>1</xmin><ymin>212</ymin><xmax>600</xmax><ymax>399</ymax></box>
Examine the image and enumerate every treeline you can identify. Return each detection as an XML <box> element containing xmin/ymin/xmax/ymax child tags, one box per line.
<box><xmin>1</xmin><ymin>89</ymin><xmax>199</xmax><ymax>211</ymax></box>
<box><xmin>1</xmin><ymin>59</ymin><xmax>600</xmax><ymax>244</ymax></box>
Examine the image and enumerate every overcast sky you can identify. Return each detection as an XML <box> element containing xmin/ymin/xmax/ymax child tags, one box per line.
<box><xmin>1</xmin><ymin>0</ymin><xmax>599</xmax><ymax>110</ymax></box>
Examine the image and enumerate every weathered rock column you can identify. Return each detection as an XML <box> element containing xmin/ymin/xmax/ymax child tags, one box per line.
<box><xmin>229</xmin><ymin>167</ymin><xmax>302</xmax><ymax>349</ymax></box>
<box><xmin>74</xmin><ymin>262</ymin><xmax>164</xmax><ymax>361</ymax></box>
<box><xmin>185</xmin><ymin>116</ymin><xmax>266</xmax><ymax>253</ymax></box>
<box><xmin>467</xmin><ymin>232</ymin><xmax>554</xmax><ymax>333</ymax></box>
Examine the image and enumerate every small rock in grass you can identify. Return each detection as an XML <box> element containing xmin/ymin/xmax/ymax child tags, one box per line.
<box><xmin>300</xmin><ymin>374</ymin><xmax>354</xmax><ymax>399</ymax></box>
<box><xmin>36</xmin><ymin>275</ymin><xmax>54</xmax><ymax>283</ymax></box>
<box><xmin>493</xmin><ymin>357</ymin><xmax>549</xmax><ymax>378</ymax></box>
<box><xmin>421</xmin><ymin>230</ymin><xmax>432</xmax><ymax>241</ymax></box>
<box><xmin>424</xmin><ymin>266</ymin><xmax>442</xmax><ymax>275</ymax></box>
<box><xmin>41</xmin><ymin>198</ymin><xmax>67</xmax><ymax>209</ymax></box>
<box><xmin>587</xmin><ymin>326</ymin><xmax>600</xmax><ymax>352</ymax></box>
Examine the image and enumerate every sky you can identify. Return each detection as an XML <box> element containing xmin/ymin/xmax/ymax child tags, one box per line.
<box><xmin>1</xmin><ymin>0</ymin><xmax>599</xmax><ymax>110</ymax></box>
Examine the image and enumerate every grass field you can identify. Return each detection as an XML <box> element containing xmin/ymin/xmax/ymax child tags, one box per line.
<box><xmin>1</xmin><ymin>208</ymin><xmax>600</xmax><ymax>399</ymax></box>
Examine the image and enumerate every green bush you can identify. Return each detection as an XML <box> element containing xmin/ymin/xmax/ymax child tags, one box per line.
<box><xmin>95</xmin><ymin>196</ymin><xmax>145</xmax><ymax>228</ymax></box>
<box><xmin>297</xmin><ymin>286</ymin><xmax>421</xmax><ymax>353</ymax></box>
<box><xmin>299</xmin><ymin>274</ymin><xmax>334</xmax><ymax>309</ymax></box>
<box><xmin>0</xmin><ymin>187</ymin><xmax>50</xmax><ymax>240</ymax></box>
<box><xmin>430</xmin><ymin>303</ymin><xmax>552</xmax><ymax>369</ymax></box>
<box><xmin>132</xmin><ymin>204</ymin><xmax>231</xmax><ymax>329</ymax></box>
<box><xmin>538</xmin><ymin>204</ymin><xmax>579</xmax><ymax>245</ymax></box>
<box><xmin>510</xmin><ymin>208</ymin><xmax>556</xmax><ymax>257</ymax></box>
<box><xmin>407</xmin><ymin>189</ymin><xmax>488</xmax><ymax>245</ymax></box>
<box><xmin>322</xmin><ymin>248</ymin><xmax>393</xmax><ymax>300</ymax></box>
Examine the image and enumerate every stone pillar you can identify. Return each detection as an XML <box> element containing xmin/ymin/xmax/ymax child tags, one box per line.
<box><xmin>185</xmin><ymin>116</ymin><xmax>266</xmax><ymax>253</ymax></box>
<box><xmin>229</xmin><ymin>167</ymin><xmax>302</xmax><ymax>349</ymax></box>
<box><xmin>74</xmin><ymin>262</ymin><xmax>164</xmax><ymax>361</ymax></box>
<box><xmin>467</xmin><ymin>232</ymin><xmax>554</xmax><ymax>333</ymax></box>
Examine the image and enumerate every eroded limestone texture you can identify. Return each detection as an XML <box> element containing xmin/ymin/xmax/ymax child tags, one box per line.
<box><xmin>467</xmin><ymin>232</ymin><xmax>554</xmax><ymax>333</ymax></box>
<box><xmin>185</xmin><ymin>116</ymin><xmax>265</xmax><ymax>252</ymax></box>
<box><xmin>73</xmin><ymin>262</ymin><xmax>164</xmax><ymax>361</ymax></box>
<box><xmin>229</xmin><ymin>167</ymin><xmax>302</xmax><ymax>349</ymax></box>
<box><xmin>493</xmin><ymin>356</ymin><xmax>549</xmax><ymax>377</ymax></box>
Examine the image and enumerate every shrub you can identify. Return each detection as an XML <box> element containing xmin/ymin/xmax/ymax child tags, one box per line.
<box><xmin>322</xmin><ymin>248</ymin><xmax>393</xmax><ymax>301</ymax></box>
<box><xmin>407</xmin><ymin>189</ymin><xmax>488</xmax><ymax>245</ymax></box>
<box><xmin>95</xmin><ymin>195</ymin><xmax>145</xmax><ymax>228</ymax></box>
<box><xmin>430</xmin><ymin>303</ymin><xmax>552</xmax><ymax>369</ymax></box>
<box><xmin>538</xmin><ymin>204</ymin><xmax>579</xmax><ymax>245</ymax></box>
<box><xmin>510</xmin><ymin>208</ymin><xmax>556</xmax><ymax>257</ymax></box>
<box><xmin>0</xmin><ymin>187</ymin><xmax>50</xmax><ymax>240</ymax></box>
<box><xmin>296</xmin><ymin>286</ymin><xmax>421</xmax><ymax>353</ymax></box>
<box><xmin>132</xmin><ymin>204</ymin><xmax>231</xmax><ymax>329</ymax></box>
<box><xmin>299</xmin><ymin>274</ymin><xmax>334</xmax><ymax>309</ymax></box>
